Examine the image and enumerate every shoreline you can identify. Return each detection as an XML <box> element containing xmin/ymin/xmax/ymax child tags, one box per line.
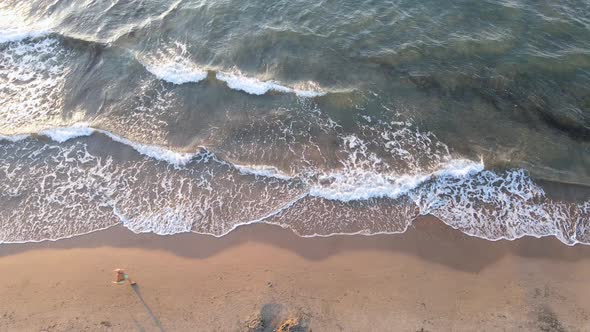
<box><xmin>1</xmin><ymin>216</ymin><xmax>590</xmax><ymax>331</ymax></box>
<box><xmin>3</xmin><ymin>206</ymin><xmax>590</xmax><ymax>248</ymax></box>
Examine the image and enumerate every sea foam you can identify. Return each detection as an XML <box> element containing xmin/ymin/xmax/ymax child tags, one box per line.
<box><xmin>0</xmin><ymin>28</ymin><xmax>50</xmax><ymax>44</ymax></box>
<box><xmin>0</xmin><ymin>9</ymin><xmax>51</xmax><ymax>44</ymax></box>
<box><xmin>137</xmin><ymin>42</ymin><xmax>207</xmax><ymax>84</ymax></box>
<box><xmin>1</xmin><ymin>116</ymin><xmax>588</xmax><ymax>246</ymax></box>
<box><xmin>216</xmin><ymin>72</ymin><xmax>325</xmax><ymax>97</ymax></box>
<box><xmin>142</xmin><ymin>60</ymin><xmax>207</xmax><ymax>84</ymax></box>
<box><xmin>135</xmin><ymin>42</ymin><xmax>325</xmax><ymax>96</ymax></box>
<box><xmin>234</xmin><ymin>163</ymin><xmax>293</xmax><ymax>180</ymax></box>
<box><xmin>40</xmin><ymin>126</ymin><xmax>94</xmax><ymax>143</ymax></box>
<box><xmin>0</xmin><ymin>134</ymin><xmax>29</xmax><ymax>142</ymax></box>
<box><xmin>6</xmin><ymin>125</ymin><xmax>199</xmax><ymax>166</ymax></box>
<box><xmin>0</xmin><ymin>37</ymin><xmax>70</xmax><ymax>133</ymax></box>
<box><xmin>310</xmin><ymin>159</ymin><xmax>484</xmax><ymax>202</ymax></box>
<box><xmin>98</xmin><ymin>129</ymin><xmax>198</xmax><ymax>166</ymax></box>
<box><xmin>1</xmin><ymin>128</ymin><xmax>588</xmax><ymax>246</ymax></box>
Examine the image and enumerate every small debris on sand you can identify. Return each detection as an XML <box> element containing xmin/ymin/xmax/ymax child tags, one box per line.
<box><xmin>245</xmin><ymin>304</ymin><xmax>310</xmax><ymax>332</ymax></box>
<box><xmin>276</xmin><ymin>317</ymin><xmax>306</xmax><ymax>332</ymax></box>
<box><xmin>537</xmin><ymin>307</ymin><xmax>566</xmax><ymax>332</ymax></box>
<box><xmin>245</xmin><ymin>313</ymin><xmax>264</xmax><ymax>331</ymax></box>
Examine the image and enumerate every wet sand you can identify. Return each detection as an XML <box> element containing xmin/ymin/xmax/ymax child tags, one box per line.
<box><xmin>1</xmin><ymin>216</ymin><xmax>589</xmax><ymax>331</ymax></box>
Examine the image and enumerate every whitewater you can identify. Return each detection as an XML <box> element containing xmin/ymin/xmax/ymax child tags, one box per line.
<box><xmin>1</xmin><ymin>124</ymin><xmax>588</xmax><ymax>246</ymax></box>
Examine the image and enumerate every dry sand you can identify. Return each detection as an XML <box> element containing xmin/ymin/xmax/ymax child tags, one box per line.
<box><xmin>1</xmin><ymin>216</ymin><xmax>589</xmax><ymax>331</ymax></box>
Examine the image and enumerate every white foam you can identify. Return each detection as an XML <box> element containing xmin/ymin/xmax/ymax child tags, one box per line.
<box><xmin>0</xmin><ymin>10</ymin><xmax>51</xmax><ymax>44</ymax></box>
<box><xmin>137</xmin><ymin>42</ymin><xmax>207</xmax><ymax>84</ymax></box>
<box><xmin>310</xmin><ymin>158</ymin><xmax>483</xmax><ymax>202</ymax></box>
<box><xmin>0</xmin><ymin>36</ymin><xmax>70</xmax><ymax>133</ymax></box>
<box><xmin>136</xmin><ymin>43</ymin><xmax>326</xmax><ymax>95</ymax></box>
<box><xmin>142</xmin><ymin>61</ymin><xmax>207</xmax><ymax>84</ymax></box>
<box><xmin>1</xmin><ymin>109</ymin><xmax>588</xmax><ymax>246</ymax></box>
<box><xmin>5</xmin><ymin>125</ymin><xmax>199</xmax><ymax>166</ymax></box>
<box><xmin>434</xmin><ymin>158</ymin><xmax>485</xmax><ymax>178</ymax></box>
<box><xmin>216</xmin><ymin>72</ymin><xmax>325</xmax><ymax>97</ymax></box>
<box><xmin>0</xmin><ymin>28</ymin><xmax>50</xmax><ymax>44</ymax></box>
<box><xmin>98</xmin><ymin>129</ymin><xmax>198</xmax><ymax>166</ymax></box>
<box><xmin>192</xmin><ymin>193</ymin><xmax>310</xmax><ymax>238</ymax></box>
<box><xmin>140</xmin><ymin>56</ymin><xmax>207</xmax><ymax>84</ymax></box>
<box><xmin>306</xmin><ymin>118</ymin><xmax>466</xmax><ymax>202</ymax></box>
<box><xmin>292</xmin><ymin>86</ymin><xmax>326</xmax><ymax>98</ymax></box>
<box><xmin>310</xmin><ymin>170</ymin><xmax>421</xmax><ymax>201</ymax></box>
<box><xmin>0</xmin><ymin>134</ymin><xmax>29</xmax><ymax>142</ymax></box>
<box><xmin>40</xmin><ymin>125</ymin><xmax>94</xmax><ymax>143</ymax></box>
<box><xmin>234</xmin><ymin>164</ymin><xmax>293</xmax><ymax>180</ymax></box>
<box><xmin>412</xmin><ymin>167</ymin><xmax>590</xmax><ymax>246</ymax></box>
<box><xmin>2</xmin><ymin>125</ymin><xmax>589</xmax><ymax>246</ymax></box>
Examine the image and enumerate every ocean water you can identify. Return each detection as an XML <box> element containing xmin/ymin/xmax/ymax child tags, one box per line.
<box><xmin>0</xmin><ymin>0</ymin><xmax>589</xmax><ymax>244</ymax></box>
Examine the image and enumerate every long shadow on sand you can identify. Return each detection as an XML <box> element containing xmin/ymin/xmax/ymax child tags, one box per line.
<box><xmin>1</xmin><ymin>215</ymin><xmax>590</xmax><ymax>273</ymax></box>
<box><xmin>131</xmin><ymin>284</ymin><xmax>165</xmax><ymax>332</ymax></box>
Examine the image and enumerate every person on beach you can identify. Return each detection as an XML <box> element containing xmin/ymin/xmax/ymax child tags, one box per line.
<box><xmin>113</xmin><ymin>269</ymin><xmax>136</xmax><ymax>285</ymax></box>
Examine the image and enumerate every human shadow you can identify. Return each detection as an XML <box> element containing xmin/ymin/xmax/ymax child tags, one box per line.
<box><xmin>131</xmin><ymin>284</ymin><xmax>165</xmax><ymax>332</ymax></box>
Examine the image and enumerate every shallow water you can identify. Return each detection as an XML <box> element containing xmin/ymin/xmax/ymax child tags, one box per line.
<box><xmin>0</xmin><ymin>0</ymin><xmax>589</xmax><ymax>244</ymax></box>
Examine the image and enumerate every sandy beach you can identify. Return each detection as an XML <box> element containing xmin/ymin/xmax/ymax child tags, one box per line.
<box><xmin>2</xmin><ymin>1</ymin><xmax>590</xmax><ymax>331</ymax></box>
<box><xmin>1</xmin><ymin>216</ymin><xmax>589</xmax><ymax>331</ymax></box>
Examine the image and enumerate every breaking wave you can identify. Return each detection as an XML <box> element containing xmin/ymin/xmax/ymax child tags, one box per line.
<box><xmin>215</xmin><ymin>72</ymin><xmax>325</xmax><ymax>97</ymax></box>
<box><xmin>0</xmin><ymin>8</ymin><xmax>51</xmax><ymax>43</ymax></box>
<box><xmin>0</xmin><ymin>124</ymin><xmax>588</xmax><ymax>246</ymax></box>
<box><xmin>133</xmin><ymin>40</ymin><xmax>327</xmax><ymax>96</ymax></box>
<box><xmin>139</xmin><ymin>54</ymin><xmax>327</xmax><ymax>97</ymax></box>
<box><xmin>0</xmin><ymin>31</ymin><xmax>327</xmax><ymax>100</ymax></box>
<box><xmin>136</xmin><ymin>42</ymin><xmax>208</xmax><ymax>85</ymax></box>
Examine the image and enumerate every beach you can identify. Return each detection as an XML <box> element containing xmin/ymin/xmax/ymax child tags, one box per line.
<box><xmin>1</xmin><ymin>1</ymin><xmax>590</xmax><ymax>331</ymax></box>
<box><xmin>1</xmin><ymin>216</ymin><xmax>589</xmax><ymax>331</ymax></box>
